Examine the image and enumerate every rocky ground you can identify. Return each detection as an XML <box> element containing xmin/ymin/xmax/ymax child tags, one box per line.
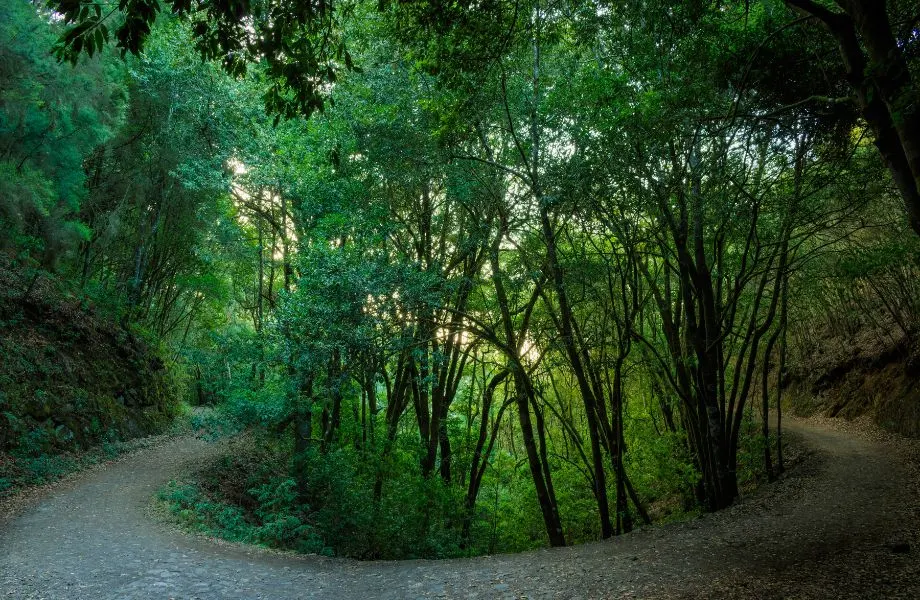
<box><xmin>1</xmin><ymin>416</ymin><xmax>918</xmax><ymax>599</ymax></box>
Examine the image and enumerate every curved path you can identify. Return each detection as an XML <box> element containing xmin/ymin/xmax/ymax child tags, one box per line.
<box><xmin>1</xmin><ymin>419</ymin><xmax>918</xmax><ymax>599</ymax></box>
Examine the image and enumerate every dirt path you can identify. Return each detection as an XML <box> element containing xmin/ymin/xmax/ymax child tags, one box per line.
<box><xmin>1</xmin><ymin>418</ymin><xmax>918</xmax><ymax>599</ymax></box>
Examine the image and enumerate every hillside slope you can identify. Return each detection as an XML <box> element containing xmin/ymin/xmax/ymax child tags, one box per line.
<box><xmin>785</xmin><ymin>325</ymin><xmax>920</xmax><ymax>438</ymax></box>
<box><xmin>0</xmin><ymin>265</ymin><xmax>177</xmax><ymax>493</ymax></box>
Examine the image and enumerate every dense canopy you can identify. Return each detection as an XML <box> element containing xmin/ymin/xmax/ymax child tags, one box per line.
<box><xmin>1</xmin><ymin>0</ymin><xmax>919</xmax><ymax>559</ymax></box>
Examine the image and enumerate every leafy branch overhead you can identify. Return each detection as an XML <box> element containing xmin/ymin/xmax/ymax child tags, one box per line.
<box><xmin>47</xmin><ymin>0</ymin><xmax>357</xmax><ymax>117</ymax></box>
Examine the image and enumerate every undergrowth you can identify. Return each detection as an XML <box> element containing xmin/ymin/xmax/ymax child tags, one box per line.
<box><xmin>157</xmin><ymin>432</ymin><xmax>466</xmax><ymax>559</ymax></box>
<box><xmin>0</xmin><ymin>431</ymin><xmax>123</xmax><ymax>498</ymax></box>
<box><xmin>156</xmin><ymin>412</ymin><xmax>782</xmax><ymax>561</ymax></box>
<box><xmin>0</xmin><ymin>404</ymin><xmax>227</xmax><ymax>499</ymax></box>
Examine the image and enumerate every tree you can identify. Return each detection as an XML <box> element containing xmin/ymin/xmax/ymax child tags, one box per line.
<box><xmin>0</xmin><ymin>0</ymin><xmax>124</xmax><ymax>269</ymax></box>
<box><xmin>781</xmin><ymin>0</ymin><xmax>920</xmax><ymax>235</ymax></box>
<box><xmin>46</xmin><ymin>0</ymin><xmax>353</xmax><ymax>117</ymax></box>
<box><xmin>7</xmin><ymin>0</ymin><xmax>913</xmax><ymax>562</ymax></box>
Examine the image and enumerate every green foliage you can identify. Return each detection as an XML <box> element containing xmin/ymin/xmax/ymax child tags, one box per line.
<box><xmin>0</xmin><ymin>425</ymin><xmax>126</xmax><ymax>498</ymax></box>
<box><xmin>159</xmin><ymin>433</ymin><xmax>470</xmax><ymax>559</ymax></box>
<box><xmin>0</xmin><ymin>257</ymin><xmax>181</xmax><ymax>496</ymax></box>
<box><xmin>47</xmin><ymin>0</ymin><xmax>355</xmax><ymax>118</ymax></box>
<box><xmin>0</xmin><ymin>1</ymin><xmax>125</xmax><ymax>268</ymax></box>
<box><xmin>5</xmin><ymin>0</ymin><xmax>918</xmax><ymax>565</ymax></box>
<box><xmin>627</xmin><ymin>425</ymin><xmax>700</xmax><ymax>517</ymax></box>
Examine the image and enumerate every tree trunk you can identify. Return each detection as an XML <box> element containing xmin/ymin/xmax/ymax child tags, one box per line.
<box><xmin>489</xmin><ymin>225</ymin><xmax>565</xmax><ymax>547</ymax></box>
<box><xmin>514</xmin><ymin>375</ymin><xmax>566</xmax><ymax>547</ymax></box>
<box><xmin>786</xmin><ymin>0</ymin><xmax>920</xmax><ymax>235</ymax></box>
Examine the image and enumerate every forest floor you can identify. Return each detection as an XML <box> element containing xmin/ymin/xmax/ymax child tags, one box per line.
<box><xmin>1</xmin><ymin>416</ymin><xmax>918</xmax><ymax>600</ymax></box>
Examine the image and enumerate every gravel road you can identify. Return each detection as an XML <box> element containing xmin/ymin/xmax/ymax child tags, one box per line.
<box><xmin>1</xmin><ymin>417</ymin><xmax>918</xmax><ymax>599</ymax></box>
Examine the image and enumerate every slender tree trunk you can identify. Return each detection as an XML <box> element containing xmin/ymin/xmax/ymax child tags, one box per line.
<box><xmin>612</xmin><ymin>366</ymin><xmax>632</xmax><ymax>534</ymax></box>
<box><xmin>489</xmin><ymin>225</ymin><xmax>565</xmax><ymax>547</ymax></box>
<box><xmin>514</xmin><ymin>375</ymin><xmax>566</xmax><ymax>546</ymax></box>
<box><xmin>777</xmin><ymin>273</ymin><xmax>789</xmax><ymax>474</ymax></box>
<box><xmin>761</xmin><ymin>326</ymin><xmax>780</xmax><ymax>481</ymax></box>
<box><xmin>463</xmin><ymin>370</ymin><xmax>512</xmax><ymax>546</ymax></box>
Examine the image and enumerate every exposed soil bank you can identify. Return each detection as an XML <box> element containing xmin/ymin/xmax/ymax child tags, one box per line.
<box><xmin>786</xmin><ymin>330</ymin><xmax>920</xmax><ymax>438</ymax></box>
